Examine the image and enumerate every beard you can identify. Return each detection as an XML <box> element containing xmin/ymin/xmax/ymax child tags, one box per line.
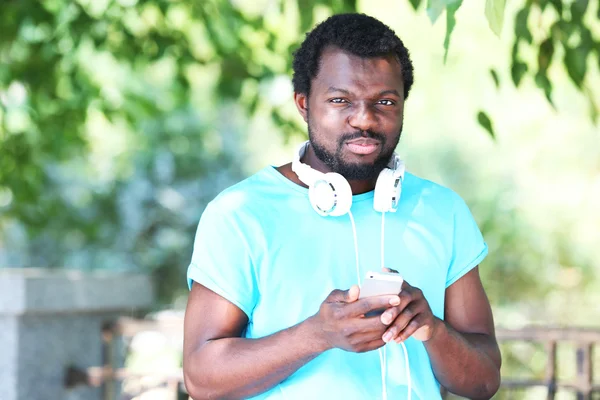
<box><xmin>307</xmin><ymin>117</ymin><xmax>401</xmax><ymax>181</ymax></box>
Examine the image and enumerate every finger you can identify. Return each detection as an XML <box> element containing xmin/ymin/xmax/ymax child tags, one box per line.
<box><xmin>398</xmin><ymin>285</ymin><xmax>415</xmax><ymax>306</ymax></box>
<box><xmin>382</xmin><ymin>304</ymin><xmax>418</xmax><ymax>342</ymax></box>
<box><xmin>330</xmin><ymin>314</ymin><xmax>387</xmax><ymax>342</ymax></box>
<box><xmin>354</xmin><ymin>337</ymin><xmax>386</xmax><ymax>353</ymax></box>
<box><xmin>380</xmin><ymin>305</ymin><xmax>401</xmax><ymax>326</ymax></box>
<box><xmin>395</xmin><ymin>315</ymin><xmax>428</xmax><ymax>343</ymax></box>
<box><xmin>349</xmin><ymin>314</ymin><xmax>390</xmax><ymax>334</ymax></box>
<box><xmin>349</xmin><ymin>327</ymin><xmax>387</xmax><ymax>343</ymax></box>
<box><xmin>400</xmin><ymin>280</ymin><xmax>410</xmax><ymax>292</ymax></box>
<box><xmin>382</xmin><ymin>267</ymin><xmax>399</xmax><ymax>274</ymax></box>
<box><xmin>344</xmin><ymin>295</ymin><xmax>400</xmax><ymax>318</ymax></box>
<box><xmin>346</xmin><ymin>285</ymin><xmax>360</xmax><ymax>303</ymax></box>
<box><xmin>396</xmin><ymin>284</ymin><xmax>424</xmax><ymax>318</ymax></box>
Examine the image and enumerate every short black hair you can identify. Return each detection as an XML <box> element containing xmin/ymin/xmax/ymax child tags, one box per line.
<box><xmin>292</xmin><ymin>13</ymin><xmax>414</xmax><ymax>99</ymax></box>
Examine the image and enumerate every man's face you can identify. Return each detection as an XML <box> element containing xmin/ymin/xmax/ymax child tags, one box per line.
<box><xmin>299</xmin><ymin>47</ymin><xmax>405</xmax><ymax>180</ymax></box>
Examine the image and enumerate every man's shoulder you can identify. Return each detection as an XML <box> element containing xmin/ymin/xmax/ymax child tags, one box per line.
<box><xmin>205</xmin><ymin>166</ymin><xmax>285</xmax><ymax>216</ymax></box>
<box><xmin>404</xmin><ymin>171</ymin><xmax>463</xmax><ymax>208</ymax></box>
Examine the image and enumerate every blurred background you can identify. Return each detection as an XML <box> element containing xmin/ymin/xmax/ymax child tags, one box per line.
<box><xmin>1</xmin><ymin>0</ymin><xmax>599</xmax><ymax>399</ymax></box>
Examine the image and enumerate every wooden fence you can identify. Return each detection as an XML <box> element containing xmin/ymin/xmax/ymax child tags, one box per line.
<box><xmin>494</xmin><ymin>326</ymin><xmax>599</xmax><ymax>400</ymax></box>
<box><xmin>67</xmin><ymin>318</ymin><xmax>599</xmax><ymax>399</ymax></box>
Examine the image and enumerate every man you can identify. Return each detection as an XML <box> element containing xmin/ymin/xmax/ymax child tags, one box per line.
<box><xmin>183</xmin><ymin>13</ymin><xmax>501</xmax><ymax>400</ymax></box>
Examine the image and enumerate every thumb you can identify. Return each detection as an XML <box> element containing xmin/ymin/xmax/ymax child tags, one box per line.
<box><xmin>343</xmin><ymin>285</ymin><xmax>360</xmax><ymax>303</ymax></box>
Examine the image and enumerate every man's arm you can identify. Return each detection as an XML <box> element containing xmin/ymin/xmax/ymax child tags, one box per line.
<box><xmin>183</xmin><ymin>282</ymin><xmax>401</xmax><ymax>400</ymax></box>
<box><xmin>183</xmin><ymin>283</ymin><xmax>323</xmax><ymax>400</ymax></box>
<box><xmin>380</xmin><ymin>267</ymin><xmax>501</xmax><ymax>400</ymax></box>
<box><xmin>422</xmin><ymin>267</ymin><xmax>501</xmax><ymax>399</ymax></box>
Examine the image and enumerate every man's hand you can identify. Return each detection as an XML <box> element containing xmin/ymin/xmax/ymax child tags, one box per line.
<box><xmin>310</xmin><ymin>285</ymin><xmax>401</xmax><ymax>353</ymax></box>
<box><xmin>379</xmin><ymin>280</ymin><xmax>441</xmax><ymax>343</ymax></box>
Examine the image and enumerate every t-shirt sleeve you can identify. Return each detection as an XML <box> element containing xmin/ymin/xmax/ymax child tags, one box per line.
<box><xmin>186</xmin><ymin>202</ymin><xmax>258</xmax><ymax>317</ymax></box>
<box><xmin>445</xmin><ymin>193</ymin><xmax>488</xmax><ymax>288</ymax></box>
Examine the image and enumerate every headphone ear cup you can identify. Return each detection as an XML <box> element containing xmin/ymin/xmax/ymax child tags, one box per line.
<box><xmin>308</xmin><ymin>172</ymin><xmax>352</xmax><ymax>216</ymax></box>
<box><xmin>374</xmin><ymin>168</ymin><xmax>398</xmax><ymax>213</ymax></box>
<box><xmin>325</xmin><ymin>173</ymin><xmax>352</xmax><ymax>216</ymax></box>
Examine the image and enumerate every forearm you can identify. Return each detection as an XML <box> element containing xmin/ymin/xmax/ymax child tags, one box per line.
<box><xmin>424</xmin><ymin>318</ymin><xmax>501</xmax><ymax>400</ymax></box>
<box><xmin>184</xmin><ymin>316</ymin><xmax>326</xmax><ymax>400</ymax></box>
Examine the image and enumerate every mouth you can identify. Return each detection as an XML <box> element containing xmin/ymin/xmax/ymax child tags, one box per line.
<box><xmin>345</xmin><ymin>138</ymin><xmax>380</xmax><ymax>155</ymax></box>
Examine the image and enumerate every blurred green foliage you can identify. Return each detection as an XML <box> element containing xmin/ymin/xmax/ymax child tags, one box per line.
<box><xmin>0</xmin><ymin>0</ymin><xmax>361</xmax><ymax>302</ymax></box>
<box><xmin>423</xmin><ymin>0</ymin><xmax>600</xmax><ymax>130</ymax></box>
<box><xmin>0</xmin><ymin>0</ymin><xmax>598</xmax><ymax>305</ymax></box>
<box><xmin>509</xmin><ymin>0</ymin><xmax>600</xmax><ymax>117</ymax></box>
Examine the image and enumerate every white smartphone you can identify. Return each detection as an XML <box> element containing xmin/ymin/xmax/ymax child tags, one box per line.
<box><xmin>359</xmin><ymin>271</ymin><xmax>404</xmax><ymax>299</ymax></box>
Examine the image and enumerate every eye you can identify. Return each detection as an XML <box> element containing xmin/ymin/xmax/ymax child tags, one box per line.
<box><xmin>330</xmin><ymin>98</ymin><xmax>349</xmax><ymax>104</ymax></box>
<box><xmin>378</xmin><ymin>99</ymin><xmax>395</xmax><ymax>106</ymax></box>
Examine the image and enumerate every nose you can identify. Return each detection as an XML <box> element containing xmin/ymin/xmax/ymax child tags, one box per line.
<box><xmin>348</xmin><ymin>103</ymin><xmax>377</xmax><ymax>132</ymax></box>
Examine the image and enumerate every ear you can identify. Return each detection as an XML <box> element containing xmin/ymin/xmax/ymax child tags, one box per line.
<box><xmin>294</xmin><ymin>92</ymin><xmax>309</xmax><ymax>123</ymax></box>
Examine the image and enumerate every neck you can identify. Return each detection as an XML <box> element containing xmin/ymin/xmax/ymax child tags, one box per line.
<box><xmin>302</xmin><ymin>145</ymin><xmax>378</xmax><ymax>195</ymax></box>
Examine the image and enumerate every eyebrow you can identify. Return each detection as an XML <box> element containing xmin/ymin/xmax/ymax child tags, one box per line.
<box><xmin>325</xmin><ymin>86</ymin><xmax>401</xmax><ymax>97</ymax></box>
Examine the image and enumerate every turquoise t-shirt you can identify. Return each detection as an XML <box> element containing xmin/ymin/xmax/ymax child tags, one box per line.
<box><xmin>187</xmin><ymin>166</ymin><xmax>488</xmax><ymax>400</ymax></box>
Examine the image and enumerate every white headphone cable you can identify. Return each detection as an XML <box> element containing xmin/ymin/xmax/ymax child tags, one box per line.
<box><xmin>350</xmin><ymin>211</ymin><xmax>386</xmax><ymax>400</ymax></box>
<box><xmin>348</xmin><ymin>210</ymin><xmax>360</xmax><ymax>286</ymax></box>
<box><xmin>379</xmin><ymin>211</ymin><xmax>388</xmax><ymax>400</ymax></box>
<box><xmin>381</xmin><ymin>210</ymin><xmax>385</xmax><ymax>271</ymax></box>
<box><xmin>401</xmin><ymin>339</ymin><xmax>411</xmax><ymax>400</ymax></box>
<box><xmin>349</xmin><ymin>210</ymin><xmax>411</xmax><ymax>400</ymax></box>
<box><xmin>381</xmin><ymin>211</ymin><xmax>412</xmax><ymax>400</ymax></box>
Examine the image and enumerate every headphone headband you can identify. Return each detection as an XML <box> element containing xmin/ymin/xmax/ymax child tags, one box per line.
<box><xmin>292</xmin><ymin>141</ymin><xmax>322</xmax><ymax>185</ymax></box>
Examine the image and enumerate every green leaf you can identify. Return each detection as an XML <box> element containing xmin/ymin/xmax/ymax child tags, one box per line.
<box><xmin>477</xmin><ymin>111</ymin><xmax>495</xmax><ymax>139</ymax></box>
<box><xmin>583</xmin><ymin>86</ymin><xmax>599</xmax><ymax>124</ymax></box>
<box><xmin>548</xmin><ymin>0</ymin><xmax>563</xmax><ymax>16</ymax></box>
<box><xmin>570</xmin><ymin>0</ymin><xmax>589</xmax><ymax>23</ymax></box>
<box><xmin>534</xmin><ymin>72</ymin><xmax>554</xmax><ymax>106</ymax></box>
<box><xmin>485</xmin><ymin>0</ymin><xmax>506</xmax><ymax>36</ymax></box>
<box><xmin>427</xmin><ymin>0</ymin><xmax>461</xmax><ymax>23</ymax></box>
<box><xmin>537</xmin><ymin>38</ymin><xmax>554</xmax><ymax>73</ymax></box>
<box><xmin>427</xmin><ymin>0</ymin><xmax>447</xmax><ymax>23</ymax></box>
<box><xmin>597</xmin><ymin>41</ymin><xmax>600</xmax><ymax>71</ymax></box>
<box><xmin>514</xmin><ymin>7</ymin><xmax>532</xmax><ymax>44</ymax></box>
<box><xmin>443</xmin><ymin>0</ymin><xmax>463</xmax><ymax>62</ymax></box>
<box><xmin>564</xmin><ymin>47</ymin><xmax>587</xmax><ymax>88</ymax></box>
<box><xmin>409</xmin><ymin>0</ymin><xmax>422</xmax><ymax>10</ymax></box>
<box><xmin>490</xmin><ymin>69</ymin><xmax>500</xmax><ymax>88</ymax></box>
<box><xmin>579</xmin><ymin>26</ymin><xmax>594</xmax><ymax>53</ymax></box>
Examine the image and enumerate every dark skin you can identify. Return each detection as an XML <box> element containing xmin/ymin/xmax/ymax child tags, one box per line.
<box><xmin>278</xmin><ymin>48</ymin><xmax>405</xmax><ymax>194</ymax></box>
<box><xmin>183</xmin><ymin>47</ymin><xmax>502</xmax><ymax>400</ymax></box>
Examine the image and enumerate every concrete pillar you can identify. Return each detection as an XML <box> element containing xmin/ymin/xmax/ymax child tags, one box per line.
<box><xmin>0</xmin><ymin>268</ymin><xmax>154</xmax><ymax>400</ymax></box>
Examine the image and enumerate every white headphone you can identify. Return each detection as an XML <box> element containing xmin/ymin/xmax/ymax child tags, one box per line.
<box><xmin>291</xmin><ymin>140</ymin><xmax>405</xmax><ymax>216</ymax></box>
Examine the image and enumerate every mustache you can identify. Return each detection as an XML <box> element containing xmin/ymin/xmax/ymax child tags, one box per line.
<box><xmin>337</xmin><ymin>130</ymin><xmax>387</xmax><ymax>144</ymax></box>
